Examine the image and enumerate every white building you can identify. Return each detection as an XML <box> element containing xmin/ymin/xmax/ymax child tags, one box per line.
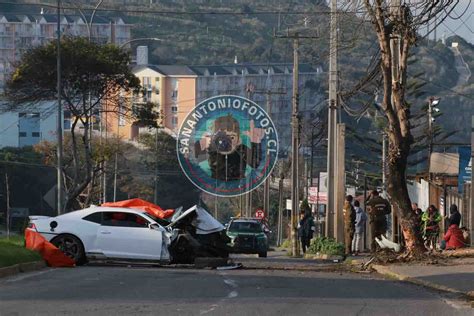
<box><xmin>0</xmin><ymin>13</ymin><xmax>131</xmax><ymax>148</ymax></box>
<box><xmin>0</xmin><ymin>102</ymin><xmax>60</xmax><ymax>148</ymax></box>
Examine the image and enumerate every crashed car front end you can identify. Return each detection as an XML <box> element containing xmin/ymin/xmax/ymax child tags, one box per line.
<box><xmin>167</xmin><ymin>206</ymin><xmax>231</xmax><ymax>264</ymax></box>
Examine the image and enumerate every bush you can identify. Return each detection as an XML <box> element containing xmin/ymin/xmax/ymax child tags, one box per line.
<box><xmin>280</xmin><ymin>238</ymin><xmax>291</xmax><ymax>249</ymax></box>
<box><xmin>306</xmin><ymin>237</ymin><xmax>344</xmax><ymax>256</ymax></box>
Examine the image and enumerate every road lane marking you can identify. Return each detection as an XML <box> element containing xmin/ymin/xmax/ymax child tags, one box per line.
<box><xmin>5</xmin><ymin>269</ymin><xmax>54</xmax><ymax>283</ymax></box>
<box><xmin>223</xmin><ymin>278</ymin><xmax>238</xmax><ymax>288</ymax></box>
<box><xmin>199</xmin><ymin>304</ymin><xmax>218</xmax><ymax>315</ymax></box>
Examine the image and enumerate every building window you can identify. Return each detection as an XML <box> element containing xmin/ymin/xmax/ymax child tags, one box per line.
<box><xmin>171</xmin><ymin>106</ymin><xmax>178</xmax><ymax>113</ymax></box>
<box><xmin>172</xmin><ymin>117</ymin><xmax>178</xmax><ymax>126</ymax></box>
<box><xmin>32</xmin><ymin>132</ymin><xmax>40</xmax><ymax>137</ymax></box>
<box><xmin>171</xmin><ymin>90</ymin><xmax>178</xmax><ymax>99</ymax></box>
<box><xmin>155</xmin><ymin>77</ymin><xmax>160</xmax><ymax>90</ymax></box>
<box><xmin>19</xmin><ymin>132</ymin><xmax>27</xmax><ymax>137</ymax></box>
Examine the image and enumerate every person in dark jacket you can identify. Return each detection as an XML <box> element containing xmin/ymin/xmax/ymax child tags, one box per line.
<box><xmin>366</xmin><ymin>190</ymin><xmax>391</xmax><ymax>251</ymax></box>
<box><xmin>447</xmin><ymin>204</ymin><xmax>461</xmax><ymax>227</ymax></box>
<box><xmin>343</xmin><ymin>195</ymin><xmax>356</xmax><ymax>255</ymax></box>
<box><xmin>298</xmin><ymin>212</ymin><xmax>315</xmax><ymax>253</ymax></box>
<box><xmin>411</xmin><ymin>202</ymin><xmax>423</xmax><ymax>233</ymax></box>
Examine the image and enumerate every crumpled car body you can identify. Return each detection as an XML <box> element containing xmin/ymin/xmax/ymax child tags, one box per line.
<box><xmin>27</xmin><ymin>205</ymin><xmax>229</xmax><ymax>265</ymax></box>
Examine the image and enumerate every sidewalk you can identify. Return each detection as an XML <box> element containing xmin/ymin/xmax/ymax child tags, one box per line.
<box><xmin>373</xmin><ymin>257</ymin><xmax>474</xmax><ymax>299</ymax></box>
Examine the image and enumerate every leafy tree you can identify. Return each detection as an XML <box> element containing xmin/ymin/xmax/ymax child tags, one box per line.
<box><xmin>138</xmin><ymin>131</ymin><xmax>201</xmax><ymax>209</ymax></box>
<box><xmin>5</xmin><ymin>37</ymin><xmax>150</xmax><ymax>211</ymax></box>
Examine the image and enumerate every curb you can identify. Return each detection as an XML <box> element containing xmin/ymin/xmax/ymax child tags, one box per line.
<box><xmin>0</xmin><ymin>261</ymin><xmax>46</xmax><ymax>279</ymax></box>
<box><xmin>373</xmin><ymin>264</ymin><xmax>474</xmax><ymax>299</ymax></box>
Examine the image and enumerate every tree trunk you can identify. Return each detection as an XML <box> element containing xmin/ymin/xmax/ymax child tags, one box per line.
<box><xmin>387</xmin><ymin>140</ymin><xmax>425</xmax><ymax>255</ymax></box>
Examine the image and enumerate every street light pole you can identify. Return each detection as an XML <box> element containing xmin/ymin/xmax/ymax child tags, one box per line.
<box><xmin>56</xmin><ymin>0</ymin><xmax>63</xmax><ymax>214</ymax></box>
<box><xmin>427</xmin><ymin>97</ymin><xmax>440</xmax><ymax>180</ymax></box>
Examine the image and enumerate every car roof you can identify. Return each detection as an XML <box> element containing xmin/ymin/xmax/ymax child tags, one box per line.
<box><xmin>231</xmin><ymin>218</ymin><xmax>262</xmax><ymax>223</ymax></box>
<box><xmin>57</xmin><ymin>206</ymin><xmax>147</xmax><ymax>219</ymax></box>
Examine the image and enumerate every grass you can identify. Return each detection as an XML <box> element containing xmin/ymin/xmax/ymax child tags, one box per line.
<box><xmin>0</xmin><ymin>235</ymin><xmax>42</xmax><ymax>268</ymax></box>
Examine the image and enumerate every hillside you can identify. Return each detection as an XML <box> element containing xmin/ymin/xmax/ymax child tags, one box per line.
<box><xmin>4</xmin><ymin>1</ymin><xmax>474</xmax><ymax>146</ymax></box>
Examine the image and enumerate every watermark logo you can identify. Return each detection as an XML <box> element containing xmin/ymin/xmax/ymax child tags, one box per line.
<box><xmin>177</xmin><ymin>95</ymin><xmax>278</xmax><ymax>197</ymax></box>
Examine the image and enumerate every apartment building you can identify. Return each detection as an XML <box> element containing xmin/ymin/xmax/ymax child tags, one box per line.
<box><xmin>0</xmin><ymin>13</ymin><xmax>131</xmax><ymax>90</ymax></box>
<box><xmin>0</xmin><ymin>13</ymin><xmax>131</xmax><ymax>148</ymax></box>
<box><xmin>110</xmin><ymin>51</ymin><xmax>324</xmax><ymax>149</ymax></box>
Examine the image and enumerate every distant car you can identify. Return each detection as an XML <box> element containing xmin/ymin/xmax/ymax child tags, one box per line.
<box><xmin>27</xmin><ymin>205</ymin><xmax>229</xmax><ymax>265</ymax></box>
<box><xmin>226</xmin><ymin>218</ymin><xmax>269</xmax><ymax>258</ymax></box>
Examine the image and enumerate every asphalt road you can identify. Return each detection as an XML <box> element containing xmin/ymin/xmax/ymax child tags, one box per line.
<box><xmin>0</xmin><ymin>265</ymin><xmax>471</xmax><ymax>316</ymax></box>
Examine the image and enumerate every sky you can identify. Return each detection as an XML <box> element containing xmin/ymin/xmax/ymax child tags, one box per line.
<box><xmin>431</xmin><ymin>0</ymin><xmax>473</xmax><ymax>44</ymax></box>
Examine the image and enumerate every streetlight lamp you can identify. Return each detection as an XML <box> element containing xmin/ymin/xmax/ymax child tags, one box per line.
<box><xmin>428</xmin><ymin>97</ymin><xmax>441</xmax><ymax>179</ymax></box>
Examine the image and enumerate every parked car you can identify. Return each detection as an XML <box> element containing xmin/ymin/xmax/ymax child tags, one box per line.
<box><xmin>27</xmin><ymin>205</ymin><xmax>229</xmax><ymax>265</ymax></box>
<box><xmin>226</xmin><ymin>218</ymin><xmax>269</xmax><ymax>257</ymax></box>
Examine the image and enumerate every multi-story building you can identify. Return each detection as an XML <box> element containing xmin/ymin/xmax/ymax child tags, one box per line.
<box><xmin>0</xmin><ymin>13</ymin><xmax>131</xmax><ymax>148</ymax></box>
<box><xmin>109</xmin><ymin>50</ymin><xmax>324</xmax><ymax>150</ymax></box>
<box><xmin>0</xmin><ymin>13</ymin><xmax>131</xmax><ymax>90</ymax></box>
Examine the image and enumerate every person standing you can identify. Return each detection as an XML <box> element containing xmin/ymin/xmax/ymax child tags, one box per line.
<box><xmin>366</xmin><ymin>190</ymin><xmax>391</xmax><ymax>251</ymax></box>
<box><xmin>343</xmin><ymin>195</ymin><xmax>356</xmax><ymax>255</ymax></box>
<box><xmin>298</xmin><ymin>212</ymin><xmax>315</xmax><ymax>254</ymax></box>
<box><xmin>447</xmin><ymin>204</ymin><xmax>461</xmax><ymax>227</ymax></box>
<box><xmin>411</xmin><ymin>202</ymin><xmax>423</xmax><ymax>236</ymax></box>
<box><xmin>422</xmin><ymin>205</ymin><xmax>442</xmax><ymax>250</ymax></box>
<box><xmin>352</xmin><ymin>200</ymin><xmax>367</xmax><ymax>256</ymax></box>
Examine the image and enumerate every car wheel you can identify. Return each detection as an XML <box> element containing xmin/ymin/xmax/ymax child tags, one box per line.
<box><xmin>51</xmin><ymin>234</ymin><xmax>86</xmax><ymax>265</ymax></box>
<box><xmin>258</xmin><ymin>251</ymin><xmax>267</xmax><ymax>258</ymax></box>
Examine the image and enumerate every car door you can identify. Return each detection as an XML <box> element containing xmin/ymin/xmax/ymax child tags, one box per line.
<box><xmin>96</xmin><ymin>211</ymin><xmax>164</xmax><ymax>260</ymax></box>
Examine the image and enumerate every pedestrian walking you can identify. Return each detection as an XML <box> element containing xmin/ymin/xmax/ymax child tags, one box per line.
<box><xmin>343</xmin><ymin>195</ymin><xmax>356</xmax><ymax>255</ymax></box>
<box><xmin>298</xmin><ymin>212</ymin><xmax>315</xmax><ymax>253</ymax></box>
<box><xmin>366</xmin><ymin>190</ymin><xmax>391</xmax><ymax>251</ymax></box>
<box><xmin>422</xmin><ymin>205</ymin><xmax>442</xmax><ymax>250</ymax></box>
<box><xmin>351</xmin><ymin>200</ymin><xmax>367</xmax><ymax>256</ymax></box>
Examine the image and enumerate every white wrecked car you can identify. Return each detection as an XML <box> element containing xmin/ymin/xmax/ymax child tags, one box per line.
<box><xmin>27</xmin><ymin>205</ymin><xmax>229</xmax><ymax>265</ymax></box>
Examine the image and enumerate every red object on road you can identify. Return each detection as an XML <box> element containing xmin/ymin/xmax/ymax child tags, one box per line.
<box><xmin>255</xmin><ymin>209</ymin><xmax>265</xmax><ymax>219</ymax></box>
<box><xmin>101</xmin><ymin>198</ymin><xmax>174</xmax><ymax>219</ymax></box>
<box><xmin>24</xmin><ymin>229</ymin><xmax>75</xmax><ymax>267</ymax></box>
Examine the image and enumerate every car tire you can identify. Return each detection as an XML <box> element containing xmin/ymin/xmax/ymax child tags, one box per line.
<box><xmin>258</xmin><ymin>251</ymin><xmax>267</xmax><ymax>258</ymax></box>
<box><xmin>51</xmin><ymin>234</ymin><xmax>86</xmax><ymax>265</ymax></box>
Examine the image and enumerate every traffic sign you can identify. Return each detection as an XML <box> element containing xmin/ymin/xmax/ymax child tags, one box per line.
<box><xmin>255</xmin><ymin>209</ymin><xmax>265</xmax><ymax>218</ymax></box>
<box><xmin>308</xmin><ymin>187</ymin><xmax>318</xmax><ymax>204</ymax></box>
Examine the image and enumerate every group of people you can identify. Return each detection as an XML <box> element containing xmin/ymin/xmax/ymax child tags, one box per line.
<box><xmin>411</xmin><ymin>202</ymin><xmax>468</xmax><ymax>250</ymax></box>
<box><xmin>344</xmin><ymin>190</ymin><xmax>391</xmax><ymax>255</ymax></box>
<box><xmin>296</xmin><ymin>189</ymin><xmax>469</xmax><ymax>255</ymax></box>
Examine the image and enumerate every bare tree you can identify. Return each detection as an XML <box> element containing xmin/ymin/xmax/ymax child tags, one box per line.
<box><xmin>361</xmin><ymin>0</ymin><xmax>461</xmax><ymax>255</ymax></box>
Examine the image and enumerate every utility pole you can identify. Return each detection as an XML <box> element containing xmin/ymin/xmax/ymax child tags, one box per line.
<box><xmin>326</xmin><ymin>0</ymin><xmax>338</xmax><ymax>238</ymax></box>
<box><xmin>277</xmin><ymin>175</ymin><xmax>284</xmax><ymax>246</ymax></box>
<box><xmin>153</xmin><ymin>129</ymin><xmax>159</xmax><ymax>205</ymax></box>
<box><xmin>5</xmin><ymin>173</ymin><xmax>10</xmax><ymax>238</ymax></box>
<box><xmin>56</xmin><ymin>0</ymin><xmax>63</xmax><ymax>214</ymax></box>
<box><xmin>290</xmin><ymin>35</ymin><xmax>300</xmax><ymax>257</ymax></box>
<box><xmin>382</xmin><ymin>133</ymin><xmax>387</xmax><ymax>198</ymax></box>
<box><xmin>274</xmin><ymin>27</ymin><xmax>318</xmax><ymax>256</ymax></box>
